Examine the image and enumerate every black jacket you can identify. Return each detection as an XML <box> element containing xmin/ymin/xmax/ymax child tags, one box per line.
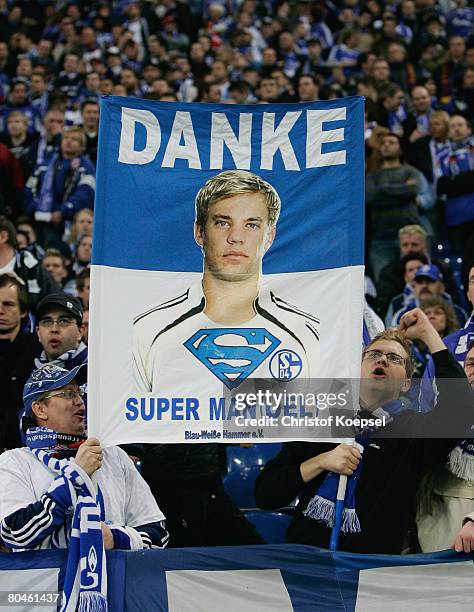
<box><xmin>406</xmin><ymin>135</ymin><xmax>439</xmax><ymax>184</ymax></box>
<box><xmin>13</xmin><ymin>250</ymin><xmax>60</xmax><ymax>313</ymax></box>
<box><xmin>0</xmin><ymin>330</ymin><xmax>41</xmax><ymax>451</ymax></box>
<box><xmin>255</xmin><ymin>350</ymin><xmax>473</xmax><ymax>554</ymax></box>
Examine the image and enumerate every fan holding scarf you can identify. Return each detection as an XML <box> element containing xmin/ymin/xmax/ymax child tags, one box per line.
<box><xmin>0</xmin><ymin>364</ymin><xmax>168</xmax><ymax>612</ymax></box>
<box><xmin>255</xmin><ymin>308</ymin><xmax>474</xmax><ymax>554</ymax></box>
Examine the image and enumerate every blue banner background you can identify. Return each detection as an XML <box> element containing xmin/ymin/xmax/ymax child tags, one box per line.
<box><xmin>93</xmin><ymin>97</ymin><xmax>364</xmax><ymax>273</ymax></box>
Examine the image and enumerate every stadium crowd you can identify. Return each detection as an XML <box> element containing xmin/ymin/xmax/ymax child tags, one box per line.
<box><xmin>0</xmin><ymin>0</ymin><xmax>473</xmax><ymax>564</ymax></box>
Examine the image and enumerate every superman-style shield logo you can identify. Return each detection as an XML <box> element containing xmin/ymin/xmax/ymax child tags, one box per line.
<box><xmin>184</xmin><ymin>328</ymin><xmax>281</xmax><ymax>389</ymax></box>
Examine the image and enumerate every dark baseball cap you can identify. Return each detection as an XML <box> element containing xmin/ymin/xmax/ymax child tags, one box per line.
<box><xmin>36</xmin><ymin>293</ymin><xmax>83</xmax><ymax>324</ymax></box>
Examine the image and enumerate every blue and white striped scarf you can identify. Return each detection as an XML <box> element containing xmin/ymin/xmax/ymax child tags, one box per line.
<box><xmin>303</xmin><ymin>401</ymin><xmax>405</xmax><ymax>534</ymax></box>
<box><xmin>34</xmin><ymin>342</ymin><xmax>88</xmax><ymax>371</ymax></box>
<box><xmin>303</xmin><ymin>439</ymin><xmax>367</xmax><ymax>534</ymax></box>
<box><xmin>29</xmin><ymin>447</ymin><xmax>108</xmax><ymax>612</ymax></box>
<box><xmin>36</xmin><ymin>153</ymin><xmax>59</xmax><ymax>215</ymax></box>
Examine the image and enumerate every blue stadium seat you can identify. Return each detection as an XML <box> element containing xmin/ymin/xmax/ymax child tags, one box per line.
<box><xmin>226</xmin><ymin>443</ymin><xmax>282</xmax><ymax>473</ymax></box>
<box><xmin>444</xmin><ymin>255</ymin><xmax>470</xmax><ymax>311</ymax></box>
<box><xmin>446</xmin><ymin>255</ymin><xmax>463</xmax><ymax>289</ymax></box>
<box><xmin>253</xmin><ymin>442</ymin><xmax>282</xmax><ymax>465</ymax></box>
<box><xmin>223</xmin><ymin>465</ymin><xmax>262</xmax><ymax>509</ymax></box>
<box><xmin>244</xmin><ymin>511</ymin><xmax>292</xmax><ymax>544</ymax></box>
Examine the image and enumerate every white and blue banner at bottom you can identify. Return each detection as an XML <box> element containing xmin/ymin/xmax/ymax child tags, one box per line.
<box><xmin>1</xmin><ymin>545</ymin><xmax>473</xmax><ymax>612</ymax></box>
<box><xmin>87</xmin><ymin>265</ymin><xmax>364</xmax><ymax>446</ymax></box>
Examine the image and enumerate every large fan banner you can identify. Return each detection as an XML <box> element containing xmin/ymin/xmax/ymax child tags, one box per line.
<box><xmin>88</xmin><ymin>96</ymin><xmax>364</xmax><ymax>445</ymax></box>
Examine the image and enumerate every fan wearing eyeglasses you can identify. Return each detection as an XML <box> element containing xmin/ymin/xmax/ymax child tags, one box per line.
<box><xmin>34</xmin><ymin>292</ymin><xmax>144</xmax><ymax>466</ymax></box>
<box><xmin>255</xmin><ymin>308</ymin><xmax>474</xmax><ymax>554</ymax></box>
<box><xmin>0</xmin><ymin>364</ymin><xmax>169</xmax><ymax>562</ymax></box>
<box><xmin>34</xmin><ymin>292</ymin><xmax>86</xmax><ymax>367</ymax></box>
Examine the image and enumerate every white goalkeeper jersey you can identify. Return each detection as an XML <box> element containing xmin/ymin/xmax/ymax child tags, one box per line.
<box><xmin>133</xmin><ymin>281</ymin><xmax>320</xmax><ymax>395</ymax></box>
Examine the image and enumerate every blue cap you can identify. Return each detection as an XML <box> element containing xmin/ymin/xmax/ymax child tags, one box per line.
<box><xmin>22</xmin><ymin>364</ymin><xmax>86</xmax><ymax>417</ymax></box>
<box><xmin>414</xmin><ymin>264</ymin><xmax>443</xmax><ymax>282</ymax></box>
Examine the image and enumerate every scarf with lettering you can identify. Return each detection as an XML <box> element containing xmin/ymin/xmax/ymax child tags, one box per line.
<box><xmin>362</xmin><ymin>301</ymin><xmax>384</xmax><ymax>347</ymax></box>
<box><xmin>26</xmin><ymin>426</ymin><xmax>86</xmax><ymax>458</ymax></box>
<box><xmin>26</xmin><ymin>430</ymin><xmax>107</xmax><ymax>612</ymax></box>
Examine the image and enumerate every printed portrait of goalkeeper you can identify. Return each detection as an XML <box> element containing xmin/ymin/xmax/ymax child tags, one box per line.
<box><xmin>133</xmin><ymin>170</ymin><xmax>320</xmax><ymax>394</ymax></box>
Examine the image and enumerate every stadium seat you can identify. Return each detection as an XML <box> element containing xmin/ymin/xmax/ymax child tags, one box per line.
<box><xmin>444</xmin><ymin>255</ymin><xmax>470</xmax><ymax>311</ymax></box>
<box><xmin>446</xmin><ymin>255</ymin><xmax>463</xmax><ymax>288</ymax></box>
<box><xmin>244</xmin><ymin>511</ymin><xmax>292</xmax><ymax>544</ymax></box>
<box><xmin>226</xmin><ymin>443</ymin><xmax>282</xmax><ymax>473</ymax></box>
<box><xmin>223</xmin><ymin>465</ymin><xmax>262</xmax><ymax>509</ymax></box>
